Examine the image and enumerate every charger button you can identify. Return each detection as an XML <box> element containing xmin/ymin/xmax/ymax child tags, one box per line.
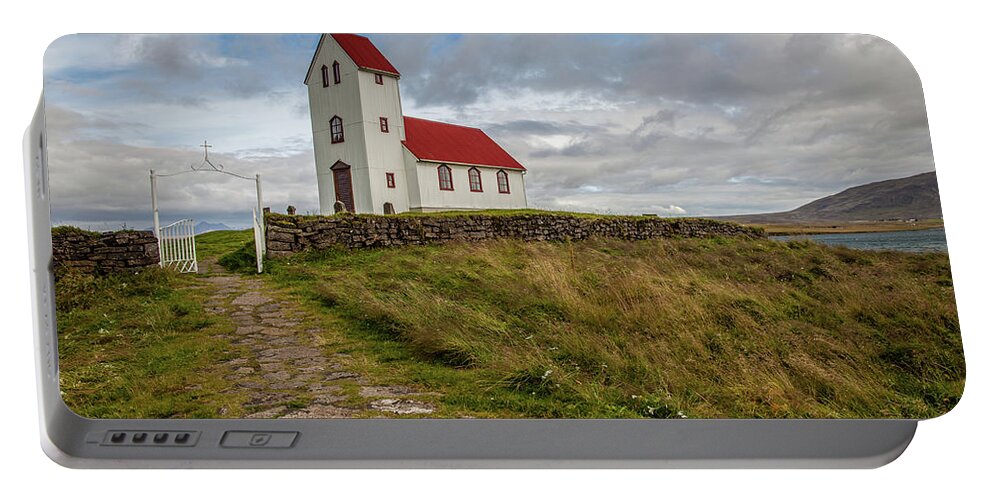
<box><xmin>220</xmin><ymin>431</ymin><xmax>298</xmax><ymax>449</ymax></box>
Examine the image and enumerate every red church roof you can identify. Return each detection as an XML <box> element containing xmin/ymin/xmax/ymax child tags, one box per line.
<box><xmin>402</xmin><ymin>117</ymin><xmax>526</xmax><ymax>171</ymax></box>
<box><xmin>330</xmin><ymin>34</ymin><xmax>400</xmax><ymax>76</ymax></box>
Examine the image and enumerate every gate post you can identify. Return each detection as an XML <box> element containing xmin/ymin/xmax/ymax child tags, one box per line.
<box><xmin>150</xmin><ymin>169</ymin><xmax>160</xmax><ymax>239</ymax></box>
<box><xmin>256</xmin><ymin>173</ymin><xmax>265</xmax><ymax>256</ymax></box>
<box><xmin>255</xmin><ymin>174</ymin><xmax>266</xmax><ymax>256</ymax></box>
<box><xmin>150</xmin><ymin>169</ymin><xmax>162</xmax><ymax>267</ymax></box>
<box><xmin>253</xmin><ymin>208</ymin><xmax>264</xmax><ymax>274</ymax></box>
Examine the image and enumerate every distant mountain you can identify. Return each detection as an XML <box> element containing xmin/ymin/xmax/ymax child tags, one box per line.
<box><xmin>194</xmin><ymin>222</ymin><xmax>234</xmax><ymax>235</ymax></box>
<box><xmin>723</xmin><ymin>172</ymin><xmax>943</xmax><ymax>223</ymax></box>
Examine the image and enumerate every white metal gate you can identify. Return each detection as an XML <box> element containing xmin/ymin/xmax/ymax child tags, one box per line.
<box><xmin>252</xmin><ymin>208</ymin><xmax>265</xmax><ymax>274</ymax></box>
<box><xmin>159</xmin><ymin>218</ymin><xmax>198</xmax><ymax>273</ymax></box>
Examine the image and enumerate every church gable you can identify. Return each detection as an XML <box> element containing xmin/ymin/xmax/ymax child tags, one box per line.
<box><xmin>305</xmin><ymin>34</ymin><xmax>400</xmax><ymax>85</ymax></box>
<box><xmin>330</xmin><ymin>34</ymin><xmax>400</xmax><ymax>76</ymax></box>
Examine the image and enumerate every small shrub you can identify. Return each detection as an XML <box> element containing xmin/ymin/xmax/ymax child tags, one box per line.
<box><xmin>833</xmin><ymin>246</ymin><xmax>873</xmax><ymax>265</ymax></box>
<box><xmin>218</xmin><ymin>241</ymin><xmax>259</xmax><ymax>273</ymax></box>
<box><xmin>625</xmin><ymin>394</ymin><xmax>684</xmax><ymax>419</ymax></box>
<box><xmin>427</xmin><ymin>341</ymin><xmax>479</xmax><ymax>368</ymax></box>
<box><xmin>809</xmin><ymin>265</ymin><xmax>834</xmax><ymax>280</ymax></box>
<box><xmin>170</xmin><ymin>302</ymin><xmax>193</xmax><ymax>317</ymax></box>
<box><xmin>502</xmin><ymin>366</ymin><xmax>558</xmax><ymax>396</ymax></box>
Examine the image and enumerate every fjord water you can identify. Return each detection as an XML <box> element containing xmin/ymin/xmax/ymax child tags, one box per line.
<box><xmin>771</xmin><ymin>227</ymin><xmax>948</xmax><ymax>252</ymax></box>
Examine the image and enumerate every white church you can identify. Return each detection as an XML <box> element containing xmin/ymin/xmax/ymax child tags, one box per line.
<box><xmin>305</xmin><ymin>33</ymin><xmax>529</xmax><ymax>215</ymax></box>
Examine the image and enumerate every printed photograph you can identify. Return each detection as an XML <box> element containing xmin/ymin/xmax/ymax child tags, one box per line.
<box><xmin>46</xmin><ymin>34</ymin><xmax>963</xmax><ymax>419</ymax></box>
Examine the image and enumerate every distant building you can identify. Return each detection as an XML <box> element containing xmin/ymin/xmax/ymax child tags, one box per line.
<box><xmin>304</xmin><ymin>34</ymin><xmax>528</xmax><ymax>215</ymax></box>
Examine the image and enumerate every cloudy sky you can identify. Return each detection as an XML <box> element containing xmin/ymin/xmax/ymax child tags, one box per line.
<box><xmin>44</xmin><ymin>34</ymin><xmax>935</xmax><ymax>230</ymax></box>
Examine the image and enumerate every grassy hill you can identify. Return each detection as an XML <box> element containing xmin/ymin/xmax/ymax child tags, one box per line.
<box><xmin>787</xmin><ymin>171</ymin><xmax>941</xmax><ymax>221</ymax></box>
<box><xmin>722</xmin><ymin>172</ymin><xmax>944</xmax><ymax>233</ymax></box>
<box><xmin>56</xmin><ymin>227</ymin><xmax>962</xmax><ymax>419</ymax></box>
<box><xmin>250</xmin><ymin>233</ymin><xmax>962</xmax><ymax>419</ymax></box>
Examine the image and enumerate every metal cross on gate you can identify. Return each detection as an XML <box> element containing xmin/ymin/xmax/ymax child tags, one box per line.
<box><xmin>192</xmin><ymin>139</ymin><xmax>227</xmax><ymax>173</ymax></box>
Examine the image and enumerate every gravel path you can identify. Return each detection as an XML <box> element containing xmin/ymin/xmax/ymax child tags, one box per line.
<box><xmin>195</xmin><ymin>258</ymin><xmax>435</xmax><ymax>418</ymax></box>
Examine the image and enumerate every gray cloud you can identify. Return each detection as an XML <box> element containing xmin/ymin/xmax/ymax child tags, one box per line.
<box><xmin>375</xmin><ymin>34</ymin><xmax>932</xmax><ymax>214</ymax></box>
<box><xmin>47</xmin><ymin>135</ymin><xmax>318</xmax><ymax>230</ymax></box>
<box><xmin>44</xmin><ymin>34</ymin><xmax>935</xmax><ymax>224</ymax></box>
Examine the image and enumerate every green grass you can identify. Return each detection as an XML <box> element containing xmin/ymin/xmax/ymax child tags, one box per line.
<box><xmin>51</xmin><ymin>225</ymin><xmax>101</xmax><ymax>237</ymax></box>
<box><xmin>55</xmin><ymin>268</ymin><xmax>249</xmax><ymax>418</ymax></box>
<box><xmin>197</xmin><ymin>229</ymin><xmax>260</xmax><ymax>273</ymax></box>
<box><xmin>260</xmin><ymin>236</ymin><xmax>963</xmax><ymax>419</ymax></box>
<box><xmin>196</xmin><ymin>229</ymin><xmax>254</xmax><ymax>260</ymax></box>
<box><xmin>55</xmin><ymin>226</ymin><xmax>965</xmax><ymax>420</ymax></box>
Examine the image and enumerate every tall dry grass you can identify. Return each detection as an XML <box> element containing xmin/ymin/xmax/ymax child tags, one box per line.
<box><xmin>280</xmin><ymin>236</ymin><xmax>962</xmax><ymax>418</ymax></box>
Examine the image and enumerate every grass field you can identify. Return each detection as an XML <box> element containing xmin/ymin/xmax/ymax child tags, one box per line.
<box><xmin>256</xmin><ymin>234</ymin><xmax>962</xmax><ymax>419</ymax></box>
<box><xmin>56</xmin><ymin>226</ymin><xmax>964</xmax><ymax>419</ymax></box>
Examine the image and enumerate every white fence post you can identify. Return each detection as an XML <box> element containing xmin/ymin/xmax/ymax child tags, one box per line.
<box><xmin>256</xmin><ymin>173</ymin><xmax>265</xmax><ymax>257</ymax></box>
<box><xmin>253</xmin><ymin>208</ymin><xmax>264</xmax><ymax>274</ymax></box>
<box><xmin>151</xmin><ymin>170</ymin><xmax>162</xmax><ymax>267</ymax></box>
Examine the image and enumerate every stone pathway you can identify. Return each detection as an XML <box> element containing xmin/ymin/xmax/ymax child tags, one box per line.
<box><xmin>194</xmin><ymin>257</ymin><xmax>435</xmax><ymax>418</ymax></box>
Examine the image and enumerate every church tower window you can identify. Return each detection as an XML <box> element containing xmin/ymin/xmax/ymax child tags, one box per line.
<box><xmin>330</xmin><ymin>116</ymin><xmax>344</xmax><ymax>143</ymax></box>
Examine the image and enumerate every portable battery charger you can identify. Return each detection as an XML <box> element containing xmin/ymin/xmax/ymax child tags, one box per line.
<box><xmin>26</xmin><ymin>33</ymin><xmax>962</xmax><ymax>468</ymax></box>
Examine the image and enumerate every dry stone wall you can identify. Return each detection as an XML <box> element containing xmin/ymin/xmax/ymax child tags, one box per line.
<box><xmin>265</xmin><ymin>213</ymin><xmax>764</xmax><ymax>257</ymax></box>
<box><xmin>52</xmin><ymin>228</ymin><xmax>160</xmax><ymax>276</ymax></box>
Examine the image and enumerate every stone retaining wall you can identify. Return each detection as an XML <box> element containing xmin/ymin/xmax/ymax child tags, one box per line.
<box><xmin>265</xmin><ymin>213</ymin><xmax>764</xmax><ymax>257</ymax></box>
<box><xmin>52</xmin><ymin>228</ymin><xmax>160</xmax><ymax>276</ymax></box>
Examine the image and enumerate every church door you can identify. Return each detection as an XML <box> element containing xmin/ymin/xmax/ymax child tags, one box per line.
<box><xmin>331</xmin><ymin>161</ymin><xmax>355</xmax><ymax>212</ymax></box>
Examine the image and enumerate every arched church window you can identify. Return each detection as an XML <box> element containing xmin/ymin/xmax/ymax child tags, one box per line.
<box><xmin>468</xmin><ymin>167</ymin><xmax>483</xmax><ymax>192</ymax></box>
<box><xmin>321</xmin><ymin>65</ymin><xmax>329</xmax><ymax>87</ymax></box>
<box><xmin>330</xmin><ymin>116</ymin><xmax>344</xmax><ymax>144</ymax></box>
<box><xmin>332</xmin><ymin>61</ymin><xmax>341</xmax><ymax>84</ymax></box>
<box><xmin>497</xmin><ymin>170</ymin><xmax>510</xmax><ymax>194</ymax></box>
<box><xmin>438</xmin><ymin>164</ymin><xmax>454</xmax><ymax>191</ymax></box>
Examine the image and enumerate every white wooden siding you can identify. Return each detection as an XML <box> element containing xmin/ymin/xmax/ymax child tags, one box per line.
<box><xmin>407</xmin><ymin>159</ymin><xmax>528</xmax><ymax>212</ymax></box>
<box><xmin>308</xmin><ymin>38</ymin><xmax>368</xmax><ymax>214</ymax></box>
<box><xmin>358</xmin><ymin>69</ymin><xmax>409</xmax><ymax>213</ymax></box>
